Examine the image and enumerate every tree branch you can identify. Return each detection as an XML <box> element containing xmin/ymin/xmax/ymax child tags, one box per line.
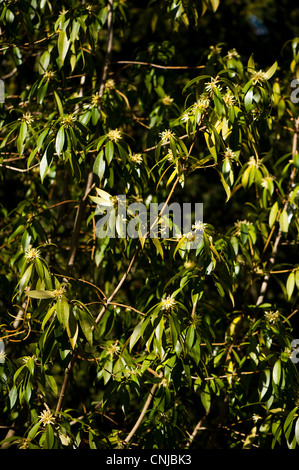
<box><xmin>256</xmin><ymin>117</ymin><xmax>298</xmax><ymax>306</ymax></box>
<box><xmin>121</xmin><ymin>373</ymin><xmax>163</xmax><ymax>448</ymax></box>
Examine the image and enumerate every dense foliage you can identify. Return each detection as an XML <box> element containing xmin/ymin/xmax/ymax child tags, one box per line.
<box><xmin>0</xmin><ymin>0</ymin><xmax>299</xmax><ymax>449</ymax></box>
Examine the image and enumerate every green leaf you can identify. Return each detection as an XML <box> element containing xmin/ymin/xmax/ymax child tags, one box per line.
<box><xmin>272</xmin><ymin>359</ymin><xmax>281</xmax><ymax>385</ymax></box>
<box><xmin>58</xmin><ymin>29</ymin><xmax>70</xmax><ymax>65</ymax></box>
<box><xmin>42</xmin><ymin>304</ymin><xmax>56</xmax><ymax>330</ymax></box>
<box><xmin>19</xmin><ymin>264</ymin><xmax>33</xmax><ymax>294</ymax></box>
<box><xmin>219</xmin><ymin>171</ymin><xmax>231</xmax><ymax>201</ymax></box>
<box><xmin>37</xmin><ymin>81</ymin><xmax>49</xmax><ymax>104</ymax></box>
<box><xmin>209</xmin><ymin>0</ymin><xmax>220</xmax><ymax>12</ymax></box>
<box><xmin>213</xmin><ymin>86</ymin><xmax>224</xmax><ymax>116</ymax></box>
<box><xmin>56</xmin><ymin>296</ymin><xmax>69</xmax><ymax>329</ymax></box>
<box><xmin>39</xmin><ymin>50</ymin><xmax>51</xmax><ymax>73</ymax></box>
<box><xmin>35</xmin><ymin>257</ymin><xmax>44</xmax><ymax>280</ymax></box>
<box><xmin>105</xmin><ymin>140</ymin><xmax>114</xmax><ymax>165</ymax></box>
<box><xmin>55</xmin><ymin>126</ymin><xmax>65</xmax><ymax>156</ymax></box>
<box><xmin>26</xmin><ymin>290</ymin><xmax>55</xmax><ymax>299</ymax></box>
<box><xmin>9</xmin><ymin>385</ymin><xmax>18</xmax><ymax>409</ymax></box>
<box><xmin>269</xmin><ymin>201</ymin><xmax>278</xmax><ymax>228</ymax></box>
<box><xmin>93</xmin><ymin>150</ymin><xmax>106</xmax><ymax>180</ymax></box>
<box><xmin>17</xmin><ymin>121</ymin><xmax>27</xmax><ymax>155</ymax></box>
<box><xmin>286</xmin><ymin>272</ymin><xmax>295</xmax><ymax>300</ymax></box>
<box><xmin>28</xmin><ymin>422</ymin><xmax>41</xmax><ymax>440</ymax></box>
<box><xmin>40</xmin><ymin>144</ymin><xmax>53</xmax><ymax>182</ymax></box>
<box><xmin>279</xmin><ymin>209</ymin><xmax>289</xmax><ymax>233</ymax></box>
<box><xmin>259</xmin><ymin>369</ymin><xmax>271</xmax><ymax>400</ymax></box>
<box><xmin>200</xmin><ymin>383</ymin><xmax>211</xmax><ymax>412</ymax></box>
<box><xmin>152</xmin><ymin>238</ymin><xmax>164</xmax><ymax>259</ymax></box>
<box><xmin>54</xmin><ymin>90</ymin><xmax>64</xmax><ymax>117</ymax></box>
<box><xmin>130</xmin><ymin>316</ymin><xmax>150</xmax><ymax>351</ymax></box>
<box><xmin>284</xmin><ymin>407</ymin><xmax>298</xmax><ymax>436</ymax></box>
<box><xmin>244</xmin><ymin>87</ymin><xmax>254</xmax><ymax>112</ymax></box>
<box><xmin>45</xmin><ymin>424</ymin><xmax>54</xmax><ymax>449</ymax></box>
<box><xmin>66</xmin><ymin>308</ymin><xmax>78</xmax><ymax>349</ymax></box>
<box><xmin>78</xmin><ymin>307</ymin><xmax>94</xmax><ymax>345</ymax></box>
<box><xmin>264</xmin><ymin>61</ymin><xmax>277</xmax><ymax>80</ymax></box>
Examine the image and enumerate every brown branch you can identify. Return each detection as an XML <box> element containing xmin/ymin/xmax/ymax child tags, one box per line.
<box><xmin>186</xmin><ymin>400</ymin><xmax>215</xmax><ymax>448</ymax></box>
<box><xmin>256</xmin><ymin>117</ymin><xmax>298</xmax><ymax>306</ymax></box>
<box><xmin>55</xmin><ymin>352</ymin><xmax>77</xmax><ymax>414</ymax></box>
<box><xmin>121</xmin><ymin>373</ymin><xmax>163</xmax><ymax>448</ymax></box>
<box><xmin>114</xmin><ymin>60</ymin><xmax>205</xmax><ymax>70</ymax></box>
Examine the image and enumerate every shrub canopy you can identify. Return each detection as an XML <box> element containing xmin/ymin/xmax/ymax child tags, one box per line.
<box><xmin>0</xmin><ymin>0</ymin><xmax>299</xmax><ymax>449</ymax></box>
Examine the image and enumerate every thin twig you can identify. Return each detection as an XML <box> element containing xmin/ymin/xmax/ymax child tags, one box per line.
<box><xmin>121</xmin><ymin>373</ymin><xmax>163</xmax><ymax>447</ymax></box>
<box><xmin>114</xmin><ymin>60</ymin><xmax>205</xmax><ymax>70</ymax></box>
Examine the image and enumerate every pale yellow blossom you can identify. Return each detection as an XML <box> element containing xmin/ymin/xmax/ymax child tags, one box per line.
<box><xmin>39</xmin><ymin>409</ymin><xmax>55</xmax><ymax>426</ymax></box>
<box><xmin>159</xmin><ymin>129</ymin><xmax>175</xmax><ymax>143</ymax></box>
<box><xmin>130</xmin><ymin>153</ymin><xmax>143</xmax><ymax>164</ymax></box>
<box><xmin>21</xmin><ymin>112</ymin><xmax>34</xmax><ymax>125</ymax></box>
<box><xmin>162</xmin><ymin>95</ymin><xmax>173</xmax><ymax>106</ymax></box>
<box><xmin>161</xmin><ymin>295</ymin><xmax>176</xmax><ymax>311</ymax></box>
<box><xmin>61</xmin><ymin>114</ymin><xmax>76</xmax><ymax>128</ymax></box>
<box><xmin>264</xmin><ymin>310</ymin><xmax>280</xmax><ymax>324</ymax></box>
<box><xmin>106</xmin><ymin>342</ymin><xmax>121</xmax><ymax>358</ymax></box>
<box><xmin>107</xmin><ymin>128</ymin><xmax>122</xmax><ymax>142</ymax></box>
<box><xmin>25</xmin><ymin>246</ymin><xmax>40</xmax><ymax>263</ymax></box>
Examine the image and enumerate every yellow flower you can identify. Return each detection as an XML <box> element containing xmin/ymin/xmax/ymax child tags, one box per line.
<box><xmin>160</xmin><ymin>377</ymin><xmax>168</xmax><ymax>387</ymax></box>
<box><xmin>162</xmin><ymin>95</ymin><xmax>173</xmax><ymax>106</ymax></box>
<box><xmin>21</xmin><ymin>112</ymin><xmax>34</xmax><ymax>125</ymax></box>
<box><xmin>252</xmin><ymin>414</ymin><xmax>262</xmax><ymax>423</ymax></box>
<box><xmin>192</xmin><ymin>98</ymin><xmax>210</xmax><ymax>114</ymax></box>
<box><xmin>248</xmin><ymin>156</ymin><xmax>260</xmax><ymax>168</ymax></box>
<box><xmin>181</xmin><ymin>112</ymin><xmax>190</xmax><ymax>123</ymax></box>
<box><xmin>130</xmin><ymin>153</ymin><xmax>143</xmax><ymax>164</ymax></box>
<box><xmin>159</xmin><ymin>129</ymin><xmax>175</xmax><ymax>143</ymax></box>
<box><xmin>261</xmin><ymin>175</ymin><xmax>275</xmax><ymax>189</ymax></box>
<box><xmin>205</xmin><ymin>77</ymin><xmax>222</xmax><ymax>93</ymax></box>
<box><xmin>61</xmin><ymin>114</ymin><xmax>76</xmax><ymax>128</ymax></box>
<box><xmin>224</xmin><ymin>148</ymin><xmax>237</xmax><ymax>160</ymax></box>
<box><xmin>161</xmin><ymin>295</ymin><xmax>176</xmax><ymax>311</ymax></box>
<box><xmin>251</xmin><ymin>70</ymin><xmax>268</xmax><ymax>85</ymax></box>
<box><xmin>166</xmin><ymin>149</ymin><xmax>174</xmax><ymax>162</ymax></box>
<box><xmin>91</xmin><ymin>92</ymin><xmax>100</xmax><ymax>107</ymax></box>
<box><xmin>106</xmin><ymin>341</ymin><xmax>121</xmax><ymax>358</ymax></box>
<box><xmin>39</xmin><ymin>409</ymin><xmax>55</xmax><ymax>426</ymax></box>
<box><xmin>22</xmin><ymin>355</ymin><xmax>37</xmax><ymax>364</ymax></box>
<box><xmin>25</xmin><ymin>246</ymin><xmax>40</xmax><ymax>262</ymax></box>
<box><xmin>264</xmin><ymin>310</ymin><xmax>280</xmax><ymax>324</ymax></box>
<box><xmin>18</xmin><ymin>438</ymin><xmax>31</xmax><ymax>449</ymax></box>
<box><xmin>53</xmin><ymin>288</ymin><xmax>65</xmax><ymax>299</ymax></box>
<box><xmin>192</xmin><ymin>220</ymin><xmax>205</xmax><ymax>231</ymax></box>
<box><xmin>223</xmin><ymin>90</ymin><xmax>236</xmax><ymax>106</ymax></box>
<box><xmin>209</xmin><ymin>45</ymin><xmax>222</xmax><ymax>55</ymax></box>
<box><xmin>184</xmin><ymin>260</ymin><xmax>196</xmax><ymax>269</ymax></box>
<box><xmin>105</xmin><ymin>79</ymin><xmax>115</xmax><ymax>90</ymax></box>
<box><xmin>44</xmin><ymin>70</ymin><xmax>55</xmax><ymax>81</ymax></box>
<box><xmin>107</xmin><ymin>128</ymin><xmax>122</xmax><ymax>142</ymax></box>
<box><xmin>227</xmin><ymin>48</ymin><xmax>240</xmax><ymax>59</ymax></box>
